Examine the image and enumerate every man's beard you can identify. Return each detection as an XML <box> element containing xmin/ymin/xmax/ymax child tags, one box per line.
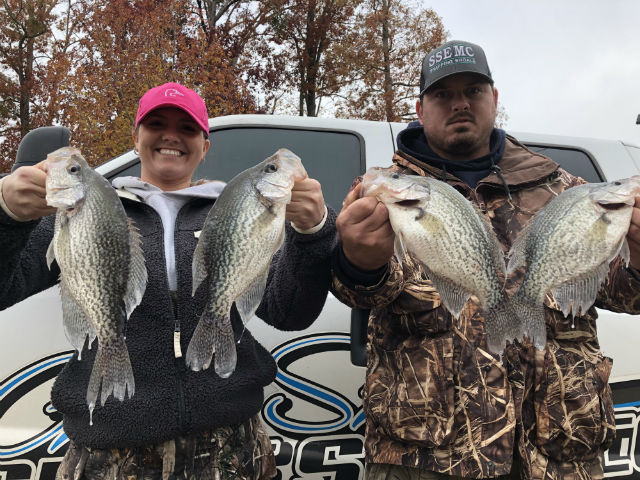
<box><xmin>432</xmin><ymin>126</ymin><xmax>492</xmax><ymax>159</ymax></box>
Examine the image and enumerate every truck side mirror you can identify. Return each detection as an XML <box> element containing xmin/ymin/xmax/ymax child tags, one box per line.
<box><xmin>12</xmin><ymin>126</ymin><xmax>71</xmax><ymax>173</ymax></box>
<box><xmin>350</xmin><ymin>309</ymin><xmax>369</xmax><ymax>367</ymax></box>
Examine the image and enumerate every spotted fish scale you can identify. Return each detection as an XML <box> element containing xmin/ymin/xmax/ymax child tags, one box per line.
<box><xmin>508</xmin><ymin>176</ymin><xmax>640</xmax><ymax>349</ymax></box>
<box><xmin>45</xmin><ymin>147</ymin><xmax>147</xmax><ymax>424</ymax></box>
<box><xmin>362</xmin><ymin>168</ymin><xmax>520</xmax><ymax>353</ymax></box>
<box><xmin>188</xmin><ymin>148</ymin><xmax>308</xmax><ymax>376</ymax></box>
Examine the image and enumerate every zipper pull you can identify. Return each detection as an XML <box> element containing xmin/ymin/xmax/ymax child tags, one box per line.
<box><xmin>174</xmin><ymin>324</ymin><xmax>182</xmax><ymax>358</ymax></box>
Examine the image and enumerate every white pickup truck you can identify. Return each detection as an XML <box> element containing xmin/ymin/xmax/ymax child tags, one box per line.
<box><xmin>1</xmin><ymin>115</ymin><xmax>640</xmax><ymax>479</ymax></box>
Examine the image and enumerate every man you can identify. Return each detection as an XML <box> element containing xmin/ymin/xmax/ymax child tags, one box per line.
<box><xmin>331</xmin><ymin>40</ymin><xmax>640</xmax><ymax>479</ymax></box>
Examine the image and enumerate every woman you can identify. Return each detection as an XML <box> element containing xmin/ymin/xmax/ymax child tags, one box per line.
<box><xmin>0</xmin><ymin>83</ymin><xmax>336</xmax><ymax>479</ymax></box>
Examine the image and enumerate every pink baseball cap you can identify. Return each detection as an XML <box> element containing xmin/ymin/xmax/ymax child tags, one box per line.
<box><xmin>135</xmin><ymin>82</ymin><xmax>209</xmax><ymax>134</ymax></box>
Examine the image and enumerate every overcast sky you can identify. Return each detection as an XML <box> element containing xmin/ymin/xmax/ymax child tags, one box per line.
<box><xmin>426</xmin><ymin>0</ymin><xmax>640</xmax><ymax>143</ymax></box>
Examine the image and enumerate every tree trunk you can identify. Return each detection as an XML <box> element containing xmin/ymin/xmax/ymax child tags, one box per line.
<box><xmin>19</xmin><ymin>39</ymin><xmax>35</xmax><ymax>136</ymax></box>
<box><xmin>306</xmin><ymin>87</ymin><xmax>317</xmax><ymax>116</ymax></box>
<box><xmin>380</xmin><ymin>0</ymin><xmax>395</xmax><ymax>121</ymax></box>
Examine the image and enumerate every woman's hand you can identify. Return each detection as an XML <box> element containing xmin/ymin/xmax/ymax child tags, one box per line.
<box><xmin>1</xmin><ymin>162</ymin><xmax>55</xmax><ymax>221</ymax></box>
<box><xmin>286</xmin><ymin>178</ymin><xmax>326</xmax><ymax>230</ymax></box>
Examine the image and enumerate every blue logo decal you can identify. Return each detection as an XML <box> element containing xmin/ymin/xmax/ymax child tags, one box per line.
<box><xmin>0</xmin><ymin>352</ymin><xmax>72</xmax><ymax>460</ymax></box>
<box><xmin>264</xmin><ymin>334</ymin><xmax>364</xmax><ymax>436</ymax></box>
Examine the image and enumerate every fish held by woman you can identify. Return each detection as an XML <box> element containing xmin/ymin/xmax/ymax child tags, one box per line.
<box><xmin>361</xmin><ymin>168</ymin><xmax>520</xmax><ymax>354</ymax></box>
<box><xmin>45</xmin><ymin>147</ymin><xmax>147</xmax><ymax>424</ymax></box>
<box><xmin>188</xmin><ymin>148</ymin><xmax>308</xmax><ymax>377</ymax></box>
<box><xmin>508</xmin><ymin>176</ymin><xmax>640</xmax><ymax>349</ymax></box>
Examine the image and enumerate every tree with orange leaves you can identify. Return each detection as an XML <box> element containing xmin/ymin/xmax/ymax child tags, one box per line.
<box><xmin>0</xmin><ymin>0</ymin><xmax>456</xmax><ymax>173</ymax></box>
<box><xmin>265</xmin><ymin>0</ymin><xmax>359</xmax><ymax>117</ymax></box>
<box><xmin>0</xmin><ymin>0</ymin><xmax>60</xmax><ymax>171</ymax></box>
<box><xmin>54</xmin><ymin>0</ymin><xmax>255</xmax><ymax>166</ymax></box>
<box><xmin>334</xmin><ymin>0</ymin><xmax>447</xmax><ymax>122</ymax></box>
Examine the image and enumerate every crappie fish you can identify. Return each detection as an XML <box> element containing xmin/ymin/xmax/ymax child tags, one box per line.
<box><xmin>45</xmin><ymin>147</ymin><xmax>147</xmax><ymax>424</ymax></box>
<box><xmin>361</xmin><ymin>168</ymin><xmax>520</xmax><ymax>354</ymax></box>
<box><xmin>508</xmin><ymin>176</ymin><xmax>640</xmax><ymax>349</ymax></box>
<box><xmin>188</xmin><ymin>148</ymin><xmax>308</xmax><ymax>376</ymax></box>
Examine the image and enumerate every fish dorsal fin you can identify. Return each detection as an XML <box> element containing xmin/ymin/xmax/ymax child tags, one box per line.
<box><xmin>620</xmin><ymin>238</ymin><xmax>631</xmax><ymax>266</ymax></box>
<box><xmin>46</xmin><ymin>238</ymin><xmax>56</xmax><ymax>269</ymax></box>
<box><xmin>551</xmin><ymin>259</ymin><xmax>611</xmax><ymax>317</ymax></box>
<box><xmin>236</xmin><ymin>267</ymin><xmax>270</xmax><ymax>324</ymax></box>
<box><xmin>123</xmin><ymin>218</ymin><xmax>148</xmax><ymax>318</ymax></box>
<box><xmin>393</xmin><ymin>230</ymin><xmax>409</xmax><ymax>264</ymax></box>
<box><xmin>507</xmin><ymin>218</ymin><xmax>535</xmax><ymax>275</ymax></box>
<box><xmin>47</xmin><ymin>216</ymin><xmax>63</xmax><ymax>270</ymax></box>
<box><xmin>60</xmin><ymin>280</ymin><xmax>96</xmax><ymax>359</ymax></box>
<box><xmin>422</xmin><ymin>264</ymin><xmax>471</xmax><ymax>318</ymax></box>
<box><xmin>475</xmin><ymin>204</ymin><xmax>506</xmax><ymax>275</ymax></box>
<box><xmin>192</xmin><ymin>233</ymin><xmax>208</xmax><ymax>296</ymax></box>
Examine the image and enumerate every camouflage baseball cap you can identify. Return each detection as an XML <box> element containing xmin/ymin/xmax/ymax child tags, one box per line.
<box><xmin>419</xmin><ymin>40</ymin><xmax>493</xmax><ymax>97</ymax></box>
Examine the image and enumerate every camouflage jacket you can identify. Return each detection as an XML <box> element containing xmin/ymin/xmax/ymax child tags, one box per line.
<box><xmin>331</xmin><ymin>135</ymin><xmax>640</xmax><ymax>479</ymax></box>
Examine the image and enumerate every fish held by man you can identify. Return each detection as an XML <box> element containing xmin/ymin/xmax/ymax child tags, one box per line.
<box><xmin>508</xmin><ymin>176</ymin><xmax>640</xmax><ymax>350</ymax></box>
<box><xmin>361</xmin><ymin>168</ymin><xmax>520</xmax><ymax>354</ymax></box>
<box><xmin>188</xmin><ymin>148</ymin><xmax>308</xmax><ymax>377</ymax></box>
<box><xmin>45</xmin><ymin>147</ymin><xmax>147</xmax><ymax>424</ymax></box>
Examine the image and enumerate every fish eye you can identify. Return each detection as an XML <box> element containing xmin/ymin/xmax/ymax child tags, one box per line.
<box><xmin>264</xmin><ymin>163</ymin><xmax>277</xmax><ymax>173</ymax></box>
<box><xmin>614</xmin><ymin>181</ymin><xmax>621</xmax><ymax>185</ymax></box>
<box><xmin>68</xmin><ymin>164</ymin><xmax>81</xmax><ymax>174</ymax></box>
<box><xmin>392</xmin><ymin>173</ymin><xmax>399</xmax><ymax>179</ymax></box>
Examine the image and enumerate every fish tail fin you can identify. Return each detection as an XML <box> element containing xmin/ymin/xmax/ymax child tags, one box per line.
<box><xmin>186</xmin><ymin>311</ymin><xmax>237</xmax><ymax>378</ymax></box>
<box><xmin>484</xmin><ymin>296</ymin><xmax>523</xmax><ymax>355</ymax></box>
<box><xmin>87</xmin><ymin>337</ymin><xmax>135</xmax><ymax>411</ymax></box>
<box><xmin>512</xmin><ymin>290</ymin><xmax>547</xmax><ymax>351</ymax></box>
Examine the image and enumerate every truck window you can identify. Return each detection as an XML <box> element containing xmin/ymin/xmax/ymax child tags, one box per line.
<box><xmin>107</xmin><ymin>128</ymin><xmax>363</xmax><ymax>213</ymax></box>
<box><xmin>525</xmin><ymin>145</ymin><xmax>604</xmax><ymax>183</ymax></box>
<box><xmin>110</xmin><ymin>161</ymin><xmax>141</xmax><ymax>179</ymax></box>
<box><xmin>193</xmin><ymin>127</ymin><xmax>363</xmax><ymax>213</ymax></box>
<box><xmin>624</xmin><ymin>143</ymin><xmax>640</xmax><ymax>172</ymax></box>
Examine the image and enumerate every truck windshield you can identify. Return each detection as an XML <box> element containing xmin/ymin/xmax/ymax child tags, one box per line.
<box><xmin>195</xmin><ymin>127</ymin><xmax>363</xmax><ymax>212</ymax></box>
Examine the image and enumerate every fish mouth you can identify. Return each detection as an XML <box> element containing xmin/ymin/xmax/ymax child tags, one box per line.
<box><xmin>263</xmin><ymin>178</ymin><xmax>295</xmax><ymax>190</ymax></box>
<box><xmin>599</xmin><ymin>202</ymin><xmax>627</xmax><ymax>211</ymax></box>
<box><xmin>47</xmin><ymin>185</ymin><xmax>73</xmax><ymax>195</ymax></box>
<box><xmin>395</xmin><ymin>199</ymin><xmax>422</xmax><ymax>207</ymax></box>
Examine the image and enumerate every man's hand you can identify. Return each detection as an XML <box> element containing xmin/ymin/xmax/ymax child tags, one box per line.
<box><xmin>627</xmin><ymin>196</ymin><xmax>640</xmax><ymax>270</ymax></box>
<box><xmin>1</xmin><ymin>161</ymin><xmax>55</xmax><ymax>221</ymax></box>
<box><xmin>286</xmin><ymin>178</ymin><xmax>326</xmax><ymax>230</ymax></box>
<box><xmin>337</xmin><ymin>184</ymin><xmax>395</xmax><ymax>271</ymax></box>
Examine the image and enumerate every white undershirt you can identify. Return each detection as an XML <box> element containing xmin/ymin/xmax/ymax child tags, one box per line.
<box><xmin>112</xmin><ymin>177</ymin><xmax>225</xmax><ymax>290</ymax></box>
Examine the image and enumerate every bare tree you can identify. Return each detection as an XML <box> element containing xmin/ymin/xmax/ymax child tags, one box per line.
<box><xmin>335</xmin><ymin>0</ymin><xmax>447</xmax><ymax>121</ymax></box>
<box><xmin>267</xmin><ymin>0</ymin><xmax>357</xmax><ymax>116</ymax></box>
